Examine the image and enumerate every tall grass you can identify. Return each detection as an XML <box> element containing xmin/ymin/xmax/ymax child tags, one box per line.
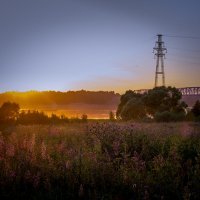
<box><xmin>0</xmin><ymin>122</ymin><xmax>200</xmax><ymax>199</ymax></box>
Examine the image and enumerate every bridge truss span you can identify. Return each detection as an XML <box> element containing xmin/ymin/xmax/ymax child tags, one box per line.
<box><xmin>178</xmin><ymin>87</ymin><xmax>200</xmax><ymax>96</ymax></box>
<box><xmin>134</xmin><ymin>87</ymin><xmax>200</xmax><ymax>96</ymax></box>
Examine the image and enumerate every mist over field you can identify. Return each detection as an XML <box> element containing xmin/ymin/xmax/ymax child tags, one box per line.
<box><xmin>0</xmin><ymin>90</ymin><xmax>120</xmax><ymax>118</ymax></box>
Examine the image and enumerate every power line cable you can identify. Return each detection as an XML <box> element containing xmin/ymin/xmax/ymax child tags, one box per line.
<box><xmin>167</xmin><ymin>46</ymin><xmax>200</xmax><ymax>53</ymax></box>
<box><xmin>168</xmin><ymin>53</ymin><xmax>200</xmax><ymax>61</ymax></box>
<box><xmin>167</xmin><ymin>58</ymin><xmax>200</xmax><ymax>66</ymax></box>
<box><xmin>164</xmin><ymin>34</ymin><xmax>200</xmax><ymax>40</ymax></box>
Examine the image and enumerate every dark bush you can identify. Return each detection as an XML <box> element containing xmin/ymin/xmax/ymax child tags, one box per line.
<box><xmin>155</xmin><ymin>111</ymin><xmax>185</xmax><ymax>122</ymax></box>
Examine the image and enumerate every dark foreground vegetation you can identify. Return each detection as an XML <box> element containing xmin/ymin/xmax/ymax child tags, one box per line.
<box><xmin>0</xmin><ymin>122</ymin><xmax>200</xmax><ymax>199</ymax></box>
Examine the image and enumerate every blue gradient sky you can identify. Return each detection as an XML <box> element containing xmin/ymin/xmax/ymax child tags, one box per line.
<box><xmin>0</xmin><ymin>0</ymin><xmax>200</xmax><ymax>93</ymax></box>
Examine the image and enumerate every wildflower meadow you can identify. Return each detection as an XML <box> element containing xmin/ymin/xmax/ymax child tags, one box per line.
<box><xmin>0</xmin><ymin>122</ymin><xmax>200</xmax><ymax>199</ymax></box>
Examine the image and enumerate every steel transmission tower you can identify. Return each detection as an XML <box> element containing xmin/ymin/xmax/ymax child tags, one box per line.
<box><xmin>153</xmin><ymin>34</ymin><xmax>167</xmax><ymax>87</ymax></box>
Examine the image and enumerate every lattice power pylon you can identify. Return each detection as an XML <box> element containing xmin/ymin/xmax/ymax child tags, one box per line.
<box><xmin>153</xmin><ymin>34</ymin><xmax>167</xmax><ymax>87</ymax></box>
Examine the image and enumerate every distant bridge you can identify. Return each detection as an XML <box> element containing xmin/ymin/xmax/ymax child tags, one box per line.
<box><xmin>178</xmin><ymin>87</ymin><xmax>200</xmax><ymax>95</ymax></box>
<box><xmin>134</xmin><ymin>87</ymin><xmax>200</xmax><ymax>96</ymax></box>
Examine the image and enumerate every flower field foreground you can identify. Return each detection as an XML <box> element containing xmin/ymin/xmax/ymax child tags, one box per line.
<box><xmin>0</xmin><ymin>122</ymin><xmax>200</xmax><ymax>199</ymax></box>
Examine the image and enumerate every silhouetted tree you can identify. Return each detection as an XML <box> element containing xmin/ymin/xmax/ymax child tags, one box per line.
<box><xmin>120</xmin><ymin>98</ymin><xmax>146</xmax><ymax>120</ymax></box>
<box><xmin>191</xmin><ymin>100</ymin><xmax>200</xmax><ymax>118</ymax></box>
<box><xmin>50</xmin><ymin>114</ymin><xmax>61</xmax><ymax>124</ymax></box>
<box><xmin>109</xmin><ymin>111</ymin><xmax>115</xmax><ymax>121</ymax></box>
<box><xmin>0</xmin><ymin>102</ymin><xmax>20</xmax><ymax>124</ymax></box>
<box><xmin>117</xmin><ymin>86</ymin><xmax>187</xmax><ymax>121</ymax></box>
<box><xmin>144</xmin><ymin>86</ymin><xmax>183</xmax><ymax>114</ymax></box>
<box><xmin>60</xmin><ymin>114</ymin><xmax>69</xmax><ymax>123</ymax></box>
<box><xmin>17</xmin><ymin>110</ymin><xmax>49</xmax><ymax>124</ymax></box>
<box><xmin>81</xmin><ymin>114</ymin><xmax>88</xmax><ymax>122</ymax></box>
<box><xmin>116</xmin><ymin>90</ymin><xmax>143</xmax><ymax>119</ymax></box>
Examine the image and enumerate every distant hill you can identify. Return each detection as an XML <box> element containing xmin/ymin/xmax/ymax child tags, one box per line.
<box><xmin>0</xmin><ymin>90</ymin><xmax>121</xmax><ymax>108</ymax></box>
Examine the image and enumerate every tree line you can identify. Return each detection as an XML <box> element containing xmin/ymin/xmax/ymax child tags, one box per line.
<box><xmin>0</xmin><ymin>86</ymin><xmax>200</xmax><ymax>126</ymax></box>
<box><xmin>0</xmin><ymin>90</ymin><xmax>120</xmax><ymax>107</ymax></box>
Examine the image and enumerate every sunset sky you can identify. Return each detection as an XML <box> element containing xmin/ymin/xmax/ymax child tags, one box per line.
<box><xmin>0</xmin><ymin>0</ymin><xmax>200</xmax><ymax>93</ymax></box>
